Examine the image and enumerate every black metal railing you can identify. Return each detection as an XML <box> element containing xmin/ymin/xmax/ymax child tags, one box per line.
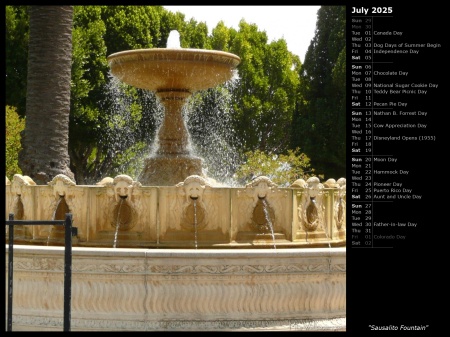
<box><xmin>5</xmin><ymin>213</ymin><xmax>76</xmax><ymax>331</ymax></box>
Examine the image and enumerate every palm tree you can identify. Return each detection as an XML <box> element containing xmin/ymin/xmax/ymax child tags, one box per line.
<box><xmin>18</xmin><ymin>5</ymin><xmax>75</xmax><ymax>184</ymax></box>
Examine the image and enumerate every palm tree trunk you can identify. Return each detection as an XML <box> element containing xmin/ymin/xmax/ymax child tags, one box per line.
<box><xmin>19</xmin><ymin>5</ymin><xmax>75</xmax><ymax>184</ymax></box>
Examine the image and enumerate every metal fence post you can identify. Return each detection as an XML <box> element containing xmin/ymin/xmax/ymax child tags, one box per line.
<box><xmin>5</xmin><ymin>214</ymin><xmax>75</xmax><ymax>331</ymax></box>
<box><xmin>7</xmin><ymin>213</ymin><xmax>14</xmax><ymax>331</ymax></box>
<box><xmin>63</xmin><ymin>213</ymin><xmax>73</xmax><ymax>331</ymax></box>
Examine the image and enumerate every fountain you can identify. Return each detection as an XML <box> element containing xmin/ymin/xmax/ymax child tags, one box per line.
<box><xmin>5</xmin><ymin>31</ymin><xmax>346</xmax><ymax>331</ymax></box>
<box><xmin>107</xmin><ymin>31</ymin><xmax>240</xmax><ymax>186</ymax></box>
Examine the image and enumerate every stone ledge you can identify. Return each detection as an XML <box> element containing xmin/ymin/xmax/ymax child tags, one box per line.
<box><xmin>8</xmin><ymin>316</ymin><xmax>346</xmax><ymax>331</ymax></box>
<box><xmin>6</xmin><ymin>246</ymin><xmax>346</xmax><ymax>331</ymax></box>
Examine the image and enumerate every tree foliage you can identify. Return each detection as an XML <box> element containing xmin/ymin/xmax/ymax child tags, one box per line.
<box><xmin>5</xmin><ymin>6</ymin><xmax>29</xmax><ymax>118</ymax></box>
<box><xmin>5</xmin><ymin>5</ymin><xmax>345</xmax><ymax>185</ymax></box>
<box><xmin>6</xmin><ymin>106</ymin><xmax>25</xmax><ymax>179</ymax></box>
<box><xmin>228</xmin><ymin>20</ymin><xmax>300</xmax><ymax>154</ymax></box>
<box><xmin>291</xmin><ymin>6</ymin><xmax>346</xmax><ymax>179</ymax></box>
<box><xmin>234</xmin><ymin>148</ymin><xmax>317</xmax><ymax>187</ymax></box>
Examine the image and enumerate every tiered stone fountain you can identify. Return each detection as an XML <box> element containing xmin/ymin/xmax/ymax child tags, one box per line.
<box><xmin>5</xmin><ymin>31</ymin><xmax>346</xmax><ymax>331</ymax></box>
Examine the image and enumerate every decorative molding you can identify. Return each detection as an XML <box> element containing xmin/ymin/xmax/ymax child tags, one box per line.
<box><xmin>10</xmin><ymin>315</ymin><xmax>346</xmax><ymax>331</ymax></box>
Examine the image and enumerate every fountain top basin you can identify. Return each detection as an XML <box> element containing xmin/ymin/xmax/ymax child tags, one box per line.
<box><xmin>107</xmin><ymin>48</ymin><xmax>241</xmax><ymax>93</ymax></box>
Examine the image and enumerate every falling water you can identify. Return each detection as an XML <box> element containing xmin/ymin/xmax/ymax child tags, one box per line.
<box><xmin>113</xmin><ymin>198</ymin><xmax>125</xmax><ymax>248</ymax></box>
<box><xmin>309</xmin><ymin>197</ymin><xmax>331</xmax><ymax>249</ymax></box>
<box><xmin>192</xmin><ymin>198</ymin><xmax>198</xmax><ymax>249</ymax></box>
<box><xmin>13</xmin><ymin>195</ymin><xmax>24</xmax><ymax>219</ymax></box>
<box><xmin>261</xmin><ymin>199</ymin><xmax>276</xmax><ymax>249</ymax></box>
<box><xmin>322</xmin><ymin>203</ymin><xmax>332</xmax><ymax>249</ymax></box>
<box><xmin>320</xmin><ymin>199</ymin><xmax>333</xmax><ymax>271</ymax></box>
<box><xmin>10</xmin><ymin>195</ymin><xmax>24</xmax><ymax>241</ymax></box>
<box><xmin>305</xmin><ymin>197</ymin><xmax>331</xmax><ymax>249</ymax></box>
<box><xmin>337</xmin><ymin>197</ymin><xmax>344</xmax><ymax>229</ymax></box>
<box><xmin>94</xmin><ymin>75</ymin><xmax>163</xmax><ymax>184</ymax></box>
<box><xmin>186</xmin><ymin>82</ymin><xmax>244</xmax><ymax>186</ymax></box>
<box><xmin>47</xmin><ymin>196</ymin><xmax>63</xmax><ymax>246</ymax></box>
<box><xmin>305</xmin><ymin>197</ymin><xmax>317</xmax><ymax>243</ymax></box>
<box><xmin>101</xmin><ymin>29</ymin><xmax>242</xmax><ymax>186</ymax></box>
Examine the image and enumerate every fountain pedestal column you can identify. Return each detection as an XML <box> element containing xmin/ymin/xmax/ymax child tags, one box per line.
<box><xmin>139</xmin><ymin>156</ymin><xmax>203</xmax><ymax>186</ymax></box>
<box><xmin>138</xmin><ymin>90</ymin><xmax>203</xmax><ymax>186</ymax></box>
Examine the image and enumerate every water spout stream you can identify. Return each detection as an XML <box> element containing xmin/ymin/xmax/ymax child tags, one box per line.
<box><xmin>261</xmin><ymin>198</ymin><xmax>276</xmax><ymax>250</ymax></box>
<box><xmin>192</xmin><ymin>198</ymin><xmax>198</xmax><ymax>249</ymax></box>
<box><xmin>113</xmin><ymin>198</ymin><xmax>125</xmax><ymax>248</ymax></box>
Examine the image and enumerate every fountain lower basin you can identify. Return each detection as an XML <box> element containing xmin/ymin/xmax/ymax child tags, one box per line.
<box><xmin>6</xmin><ymin>172</ymin><xmax>346</xmax><ymax>331</ymax></box>
<box><xmin>5</xmin><ymin>245</ymin><xmax>346</xmax><ymax>331</ymax></box>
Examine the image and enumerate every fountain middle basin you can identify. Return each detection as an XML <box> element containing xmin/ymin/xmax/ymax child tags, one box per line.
<box><xmin>107</xmin><ymin>48</ymin><xmax>241</xmax><ymax>92</ymax></box>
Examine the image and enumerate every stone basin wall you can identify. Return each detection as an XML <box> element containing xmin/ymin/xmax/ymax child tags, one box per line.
<box><xmin>5</xmin><ymin>245</ymin><xmax>346</xmax><ymax>331</ymax></box>
<box><xmin>5</xmin><ymin>174</ymin><xmax>346</xmax><ymax>248</ymax></box>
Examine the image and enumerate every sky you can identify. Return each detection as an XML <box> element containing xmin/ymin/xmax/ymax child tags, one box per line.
<box><xmin>163</xmin><ymin>6</ymin><xmax>321</xmax><ymax>62</ymax></box>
